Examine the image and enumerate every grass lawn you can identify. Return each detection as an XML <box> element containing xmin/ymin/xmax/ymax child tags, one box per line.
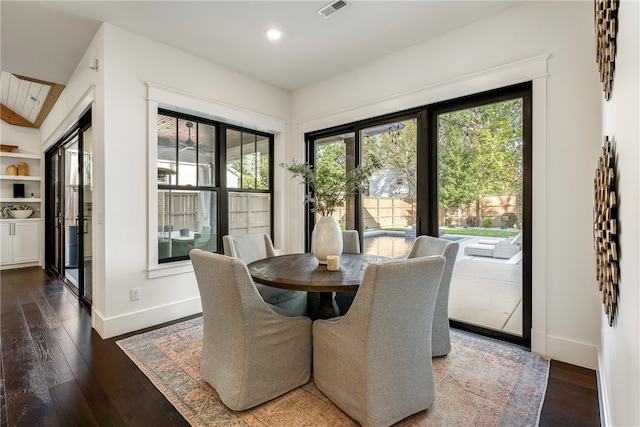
<box><xmin>379</xmin><ymin>226</ymin><xmax>519</xmax><ymax>238</ymax></box>
<box><xmin>441</xmin><ymin>227</ymin><xmax>519</xmax><ymax>238</ymax></box>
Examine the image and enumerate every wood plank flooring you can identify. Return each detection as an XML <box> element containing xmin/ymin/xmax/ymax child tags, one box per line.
<box><xmin>1</xmin><ymin>267</ymin><xmax>600</xmax><ymax>426</ymax></box>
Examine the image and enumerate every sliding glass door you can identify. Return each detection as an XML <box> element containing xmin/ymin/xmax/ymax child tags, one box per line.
<box><xmin>305</xmin><ymin>83</ymin><xmax>531</xmax><ymax>346</ymax></box>
<box><xmin>46</xmin><ymin>110</ymin><xmax>93</xmax><ymax>305</ymax></box>
<box><xmin>432</xmin><ymin>85</ymin><xmax>531</xmax><ymax>343</ymax></box>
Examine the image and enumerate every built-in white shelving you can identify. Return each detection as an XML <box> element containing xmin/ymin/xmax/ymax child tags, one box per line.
<box><xmin>0</xmin><ymin>151</ymin><xmax>42</xmax><ymax>205</ymax></box>
<box><xmin>0</xmin><ymin>150</ymin><xmax>43</xmax><ymax>268</ymax></box>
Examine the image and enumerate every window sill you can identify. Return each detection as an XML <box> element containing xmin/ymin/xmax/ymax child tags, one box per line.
<box><xmin>148</xmin><ymin>260</ymin><xmax>194</xmax><ymax>279</ymax></box>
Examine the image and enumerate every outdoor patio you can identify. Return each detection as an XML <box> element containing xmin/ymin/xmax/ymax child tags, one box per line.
<box><xmin>363</xmin><ymin>233</ymin><xmax>523</xmax><ymax>336</ymax></box>
<box><xmin>451</xmin><ymin>236</ymin><xmax>522</xmax><ymax>335</ymax></box>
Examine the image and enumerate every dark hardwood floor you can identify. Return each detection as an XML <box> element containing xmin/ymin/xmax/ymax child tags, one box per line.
<box><xmin>1</xmin><ymin>267</ymin><xmax>600</xmax><ymax>426</ymax></box>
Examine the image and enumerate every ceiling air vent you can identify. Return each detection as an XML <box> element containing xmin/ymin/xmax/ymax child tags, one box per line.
<box><xmin>316</xmin><ymin>0</ymin><xmax>348</xmax><ymax>19</ymax></box>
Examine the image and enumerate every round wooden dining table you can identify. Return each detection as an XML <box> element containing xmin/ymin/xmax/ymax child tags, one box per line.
<box><xmin>247</xmin><ymin>252</ymin><xmax>390</xmax><ymax>319</ymax></box>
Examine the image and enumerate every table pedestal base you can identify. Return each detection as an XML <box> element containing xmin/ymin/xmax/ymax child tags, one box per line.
<box><xmin>316</xmin><ymin>292</ymin><xmax>340</xmax><ymax>319</ymax></box>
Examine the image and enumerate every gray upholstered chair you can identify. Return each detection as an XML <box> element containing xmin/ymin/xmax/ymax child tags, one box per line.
<box><xmin>333</xmin><ymin>230</ymin><xmax>361</xmax><ymax>314</ymax></box>
<box><xmin>223</xmin><ymin>233</ymin><xmax>308</xmax><ymax>316</ymax></box>
<box><xmin>341</xmin><ymin>229</ymin><xmax>361</xmax><ymax>254</ymax></box>
<box><xmin>408</xmin><ymin>235</ymin><xmax>460</xmax><ymax>357</ymax></box>
<box><xmin>190</xmin><ymin>249</ymin><xmax>312</xmax><ymax>411</ymax></box>
<box><xmin>313</xmin><ymin>256</ymin><xmax>445</xmax><ymax>427</ymax></box>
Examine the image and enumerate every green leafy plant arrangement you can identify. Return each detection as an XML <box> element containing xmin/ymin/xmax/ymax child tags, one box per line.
<box><xmin>281</xmin><ymin>157</ymin><xmax>381</xmax><ymax>217</ymax></box>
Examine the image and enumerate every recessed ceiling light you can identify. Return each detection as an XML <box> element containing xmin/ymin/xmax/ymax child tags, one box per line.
<box><xmin>266</xmin><ymin>29</ymin><xmax>282</xmax><ymax>41</ymax></box>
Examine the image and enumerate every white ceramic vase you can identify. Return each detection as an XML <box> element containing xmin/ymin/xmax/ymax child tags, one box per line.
<box><xmin>312</xmin><ymin>216</ymin><xmax>343</xmax><ymax>264</ymax></box>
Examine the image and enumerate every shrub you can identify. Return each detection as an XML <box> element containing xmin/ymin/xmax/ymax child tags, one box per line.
<box><xmin>482</xmin><ymin>217</ymin><xmax>493</xmax><ymax>228</ymax></box>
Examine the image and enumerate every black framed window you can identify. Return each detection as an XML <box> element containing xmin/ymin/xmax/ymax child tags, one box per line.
<box><xmin>157</xmin><ymin>110</ymin><xmax>273</xmax><ymax>263</ymax></box>
<box><xmin>226</xmin><ymin>127</ymin><xmax>273</xmax><ymax>236</ymax></box>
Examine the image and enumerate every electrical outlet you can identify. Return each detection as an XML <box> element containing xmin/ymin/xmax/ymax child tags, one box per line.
<box><xmin>130</xmin><ymin>288</ymin><xmax>140</xmax><ymax>301</ymax></box>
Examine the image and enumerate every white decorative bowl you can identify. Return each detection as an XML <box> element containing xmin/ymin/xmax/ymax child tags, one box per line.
<box><xmin>9</xmin><ymin>209</ymin><xmax>33</xmax><ymax>219</ymax></box>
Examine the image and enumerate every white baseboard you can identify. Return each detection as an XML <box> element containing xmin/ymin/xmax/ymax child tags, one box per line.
<box><xmin>92</xmin><ymin>296</ymin><xmax>202</xmax><ymax>339</ymax></box>
<box><xmin>545</xmin><ymin>334</ymin><xmax>599</xmax><ymax>370</ymax></box>
<box><xmin>531</xmin><ymin>328</ymin><xmax>547</xmax><ymax>356</ymax></box>
<box><xmin>597</xmin><ymin>350</ymin><xmax>609</xmax><ymax>427</ymax></box>
<box><xmin>0</xmin><ymin>261</ymin><xmax>42</xmax><ymax>270</ymax></box>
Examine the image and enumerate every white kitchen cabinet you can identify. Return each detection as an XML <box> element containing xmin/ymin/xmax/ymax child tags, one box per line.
<box><xmin>0</xmin><ymin>220</ymin><xmax>41</xmax><ymax>267</ymax></box>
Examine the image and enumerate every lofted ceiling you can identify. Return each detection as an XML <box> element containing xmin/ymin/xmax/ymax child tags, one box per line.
<box><xmin>1</xmin><ymin>1</ymin><xmax>522</xmax><ymax>127</ymax></box>
<box><xmin>0</xmin><ymin>72</ymin><xmax>64</xmax><ymax>129</ymax></box>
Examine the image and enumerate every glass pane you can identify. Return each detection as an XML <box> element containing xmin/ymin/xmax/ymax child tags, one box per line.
<box><xmin>64</xmin><ymin>136</ymin><xmax>79</xmax><ymax>290</ymax></box>
<box><xmin>157</xmin><ymin>114</ymin><xmax>177</xmax><ymax>185</ymax></box>
<box><xmin>226</xmin><ymin>129</ymin><xmax>269</xmax><ymax>190</ymax></box>
<box><xmin>228</xmin><ymin>191</ymin><xmax>271</xmax><ymax>235</ymax></box>
<box><xmin>242</xmin><ymin>132</ymin><xmax>257</xmax><ymax>189</ymax></box>
<box><xmin>158</xmin><ymin>189</ymin><xmax>218</xmax><ymax>261</ymax></box>
<box><xmin>256</xmin><ymin>135</ymin><xmax>270</xmax><ymax>190</ymax></box>
<box><xmin>177</xmin><ymin>119</ymin><xmax>197</xmax><ymax>186</ymax></box>
<box><xmin>194</xmin><ymin>191</ymin><xmax>218</xmax><ymax>253</ymax></box>
<box><xmin>198</xmin><ymin>122</ymin><xmax>215</xmax><ymax>186</ymax></box>
<box><xmin>226</xmin><ymin>129</ymin><xmax>242</xmax><ymax>188</ymax></box>
<box><xmin>313</xmin><ymin>133</ymin><xmax>351</xmax><ymax>227</ymax></box>
<box><xmin>82</xmin><ymin>126</ymin><xmax>93</xmax><ymax>303</ymax></box>
<box><xmin>362</xmin><ymin>119</ymin><xmax>417</xmax><ymax>259</ymax></box>
<box><xmin>438</xmin><ymin>98</ymin><xmax>524</xmax><ymax>337</ymax></box>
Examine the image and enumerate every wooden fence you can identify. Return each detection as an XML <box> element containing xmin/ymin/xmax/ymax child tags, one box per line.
<box><xmin>331</xmin><ymin>194</ymin><xmax>520</xmax><ymax>229</ymax></box>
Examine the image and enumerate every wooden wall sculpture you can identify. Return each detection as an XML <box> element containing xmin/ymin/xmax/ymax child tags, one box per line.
<box><xmin>595</xmin><ymin>0</ymin><xmax>619</xmax><ymax>101</ymax></box>
<box><xmin>594</xmin><ymin>136</ymin><xmax>618</xmax><ymax>326</ymax></box>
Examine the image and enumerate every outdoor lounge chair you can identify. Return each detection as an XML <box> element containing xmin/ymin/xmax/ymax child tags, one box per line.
<box><xmin>493</xmin><ymin>232</ymin><xmax>522</xmax><ymax>259</ymax></box>
<box><xmin>463</xmin><ymin>242</ymin><xmax>495</xmax><ymax>257</ymax></box>
<box><xmin>463</xmin><ymin>232</ymin><xmax>522</xmax><ymax>259</ymax></box>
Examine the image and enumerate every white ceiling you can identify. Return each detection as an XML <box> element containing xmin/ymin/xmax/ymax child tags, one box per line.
<box><xmin>1</xmin><ymin>1</ymin><xmax>522</xmax><ymax>92</ymax></box>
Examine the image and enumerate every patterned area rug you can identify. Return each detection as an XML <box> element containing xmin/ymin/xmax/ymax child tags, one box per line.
<box><xmin>116</xmin><ymin>317</ymin><xmax>548</xmax><ymax>426</ymax></box>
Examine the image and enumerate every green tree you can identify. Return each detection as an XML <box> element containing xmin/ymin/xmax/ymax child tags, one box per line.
<box><xmin>282</xmin><ymin>140</ymin><xmax>381</xmax><ymax>217</ymax></box>
<box><xmin>438</xmin><ymin>99</ymin><xmax>523</xmax><ymax>224</ymax></box>
<box><xmin>364</xmin><ymin>120</ymin><xmax>418</xmax><ymax>224</ymax></box>
<box><xmin>367</xmin><ymin>120</ymin><xmax>417</xmax><ymax>194</ymax></box>
<box><xmin>231</xmin><ymin>153</ymin><xmax>270</xmax><ymax>190</ymax></box>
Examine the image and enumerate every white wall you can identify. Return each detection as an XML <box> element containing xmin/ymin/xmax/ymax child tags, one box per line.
<box><xmin>39</xmin><ymin>24</ymin><xmax>106</xmax><ymax>331</ymax></box>
<box><xmin>38</xmin><ymin>23</ymin><xmax>290</xmax><ymax>338</ymax></box>
<box><xmin>100</xmin><ymin>24</ymin><xmax>289</xmax><ymax>337</ymax></box>
<box><xmin>599</xmin><ymin>1</ymin><xmax>640</xmax><ymax>426</ymax></box>
<box><xmin>290</xmin><ymin>1</ymin><xmax>602</xmax><ymax>369</ymax></box>
<box><xmin>1</xmin><ymin>122</ymin><xmax>40</xmax><ymax>154</ymax></box>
